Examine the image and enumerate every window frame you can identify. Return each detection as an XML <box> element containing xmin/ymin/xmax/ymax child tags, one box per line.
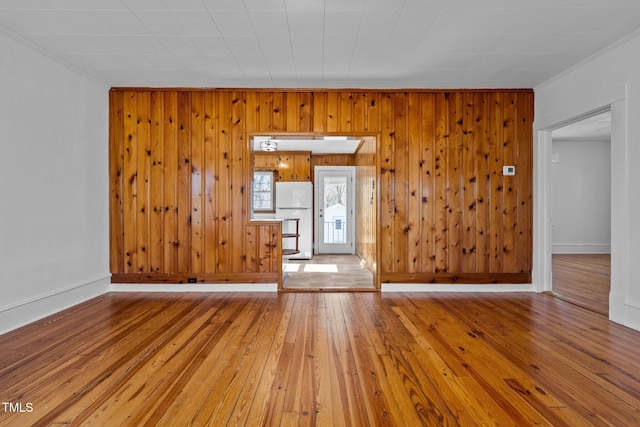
<box><xmin>253</xmin><ymin>170</ymin><xmax>276</xmax><ymax>213</ymax></box>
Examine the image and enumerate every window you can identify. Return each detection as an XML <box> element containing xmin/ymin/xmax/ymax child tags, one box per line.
<box><xmin>253</xmin><ymin>171</ymin><xmax>275</xmax><ymax>212</ymax></box>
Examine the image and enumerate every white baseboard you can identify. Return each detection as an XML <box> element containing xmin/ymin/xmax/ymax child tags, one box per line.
<box><xmin>0</xmin><ymin>275</ymin><xmax>111</xmax><ymax>335</ymax></box>
<box><xmin>110</xmin><ymin>283</ymin><xmax>278</xmax><ymax>293</ymax></box>
<box><xmin>552</xmin><ymin>243</ymin><xmax>611</xmax><ymax>254</ymax></box>
<box><xmin>381</xmin><ymin>283</ymin><xmax>535</xmax><ymax>292</ymax></box>
<box><xmin>610</xmin><ymin>292</ymin><xmax>640</xmax><ymax>332</ymax></box>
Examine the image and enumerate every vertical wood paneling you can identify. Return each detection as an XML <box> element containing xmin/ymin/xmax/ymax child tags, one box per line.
<box><xmin>203</xmin><ymin>92</ymin><xmax>217</xmax><ymax>273</ymax></box>
<box><xmin>245</xmin><ymin>92</ymin><xmax>259</xmax><ymax>132</ymax></box>
<box><xmin>407</xmin><ymin>93</ymin><xmax>422</xmax><ymax>273</ymax></box>
<box><xmin>285</xmin><ymin>92</ymin><xmax>300</xmax><ymax>132</ymax></box>
<box><xmin>136</xmin><ymin>92</ymin><xmax>151</xmax><ymax>273</ymax></box>
<box><xmin>434</xmin><ymin>93</ymin><xmax>448</xmax><ymax>272</ymax></box>
<box><xmin>231</xmin><ymin>91</ymin><xmax>246</xmax><ymax>272</ymax></box>
<box><xmin>312</xmin><ymin>92</ymin><xmax>327</xmax><ymax>132</ymax></box>
<box><xmin>272</xmin><ymin>92</ymin><xmax>285</xmax><ymax>131</ymax></box>
<box><xmin>176</xmin><ymin>92</ymin><xmax>191</xmax><ymax>273</ymax></box>
<box><xmin>109</xmin><ymin>91</ymin><xmax>124</xmax><ymax>274</ymax></box>
<box><xmin>217</xmin><ymin>91</ymin><xmax>231</xmax><ymax>273</ymax></box>
<box><xmin>149</xmin><ymin>92</ymin><xmax>164</xmax><ymax>273</ymax></box>
<box><xmin>379</xmin><ymin>93</ymin><xmax>394</xmax><ymax>275</ymax></box>
<box><xmin>489</xmin><ymin>93</ymin><xmax>504</xmax><ymax>273</ymax></box>
<box><xmin>420</xmin><ymin>93</ymin><xmax>436</xmax><ymax>273</ymax></box>
<box><xmin>354</xmin><ymin>137</ymin><xmax>376</xmax><ymax>273</ymax></box>
<box><xmin>340</xmin><ymin>92</ymin><xmax>353</xmax><ymax>132</ymax></box>
<box><xmin>110</xmin><ymin>88</ymin><xmax>533</xmax><ymax>284</ymax></box>
<box><xmin>502</xmin><ymin>93</ymin><xmax>517</xmax><ymax>273</ymax></box>
<box><xmin>190</xmin><ymin>92</ymin><xmax>204</xmax><ymax>273</ymax></box>
<box><xmin>517</xmin><ymin>93</ymin><xmax>534</xmax><ymax>273</ymax></box>
<box><xmin>326</xmin><ymin>92</ymin><xmax>340</xmax><ymax>132</ymax></box>
<box><xmin>474</xmin><ymin>93</ymin><xmax>491</xmax><ymax>273</ymax></box>
<box><xmin>366</xmin><ymin>92</ymin><xmax>380</xmax><ymax>133</ymax></box>
<box><xmin>245</xmin><ymin>224</ymin><xmax>257</xmax><ymax>273</ymax></box>
<box><xmin>448</xmin><ymin>93</ymin><xmax>463</xmax><ymax>272</ymax></box>
<box><xmin>258</xmin><ymin>225</ymin><xmax>271</xmax><ymax>273</ymax></box>
<box><xmin>352</xmin><ymin>92</ymin><xmax>366</xmax><ymax>131</ymax></box>
<box><xmin>462</xmin><ymin>92</ymin><xmax>476</xmax><ymax>273</ymax></box>
<box><xmin>299</xmin><ymin>92</ymin><xmax>312</xmax><ymax>132</ymax></box>
<box><xmin>259</xmin><ymin>92</ymin><xmax>272</xmax><ymax>132</ymax></box>
<box><xmin>122</xmin><ymin>92</ymin><xmax>138</xmax><ymax>274</ymax></box>
<box><xmin>163</xmin><ymin>92</ymin><xmax>178</xmax><ymax>273</ymax></box>
<box><xmin>270</xmin><ymin>224</ymin><xmax>280</xmax><ymax>274</ymax></box>
<box><xmin>393</xmin><ymin>93</ymin><xmax>408</xmax><ymax>273</ymax></box>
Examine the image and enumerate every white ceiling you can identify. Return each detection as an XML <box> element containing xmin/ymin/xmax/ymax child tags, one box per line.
<box><xmin>1</xmin><ymin>0</ymin><xmax>640</xmax><ymax>89</ymax></box>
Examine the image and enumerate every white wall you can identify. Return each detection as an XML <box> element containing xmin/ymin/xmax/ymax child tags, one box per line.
<box><xmin>0</xmin><ymin>31</ymin><xmax>110</xmax><ymax>334</ymax></box>
<box><xmin>551</xmin><ymin>139</ymin><xmax>611</xmax><ymax>254</ymax></box>
<box><xmin>534</xmin><ymin>31</ymin><xmax>640</xmax><ymax>330</ymax></box>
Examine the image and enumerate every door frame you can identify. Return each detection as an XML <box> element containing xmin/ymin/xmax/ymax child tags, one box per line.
<box><xmin>533</xmin><ymin>93</ymin><xmax>628</xmax><ymax>326</ymax></box>
<box><xmin>247</xmin><ymin>131</ymin><xmax>381</xmax><ymax>290</ymax></box>
<box><xmin>314</xmin><ymin>166</ymin><xmax>356</xmax><ymax>255</ymax></box>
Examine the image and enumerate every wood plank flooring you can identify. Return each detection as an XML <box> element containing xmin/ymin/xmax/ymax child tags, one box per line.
<box><xmin>552</xmin><ymin>254</ymin><xmax>610</xmax><ymax>315</ymax></box>
<box><xmin>283</xmin><ymin>255</ymin><xmax>375</xmax><ymax>291</ymax></box>
<box><xmin>1</xmin><ymin>291</ymin><xmax>639</xmax><ymax>426</ymax></box>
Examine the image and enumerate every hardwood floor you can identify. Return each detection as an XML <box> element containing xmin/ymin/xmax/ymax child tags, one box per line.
<box><xmin>552</xmin><ymin>254</ymin><xmax>610</xmax><ymax>315</ymax></box>
<box><xmin>1</xmin><ymin>291</ymin><xmax>640</xmax><ymax>426</ymax></box>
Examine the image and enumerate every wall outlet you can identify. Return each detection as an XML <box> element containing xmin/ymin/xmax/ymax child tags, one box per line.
<box><xmin>503</xmin><ymin>165</ymin><xmax>515</xmax><ymax>176</ymax></box>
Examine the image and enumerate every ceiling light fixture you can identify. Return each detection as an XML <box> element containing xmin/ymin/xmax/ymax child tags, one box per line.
<box><xmin>260</xmin><ymin>140</ymin><xmax>277</xmax><ymax>151</ymax></box>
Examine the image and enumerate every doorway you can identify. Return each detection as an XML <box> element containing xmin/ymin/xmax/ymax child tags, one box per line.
<box><xmin>249</xmin><ymin>134</ymin><xmax>379</xmax><ymax>291</ymax></box>
<box><xmin>549</xmin><ymin>110</ymin><xmax>612</xmax><ymax>315</ymax></box>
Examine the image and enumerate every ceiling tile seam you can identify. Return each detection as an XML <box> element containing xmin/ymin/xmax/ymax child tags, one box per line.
<box><xmin>282</xmin><ymin>3</ymin><xmax>299</xmax><ymax>87</ymax></box>
<box><xmin>395</xmin><ymin>4</ymin><xmax>446</xmax><ymax>87</ymax></box>
<box><xmin>244</xmin><ymin>0</ymin><xmax>276</xmax><ymax>87</ymax></box>
<box><xmin>121</xmin><ymin>6</ymin><xmax>174</xmax><ymax>62</ymax></box>
<box><xmin>201</xmin><ymin>1</ymin><xmax>248</xmax><ymax>85</ymax></box>
<box><xmin>0</xmin><ymin>23</ymin><xmax>109</xmax><ymax>88</ymax></box>
<box><xmin>343</xmin><ymin>3</ymin><xmax>366</xmax><ymax>88</ymax></box>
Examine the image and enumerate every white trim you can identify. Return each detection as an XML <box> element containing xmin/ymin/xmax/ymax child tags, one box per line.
<box><xmin>0</xmin><ymin>274</ymin><xmax>110</xmax><ymax>312</ymax></box>
<box><xmin>608</xmin><ymin>97</ymin><xmax>631</xmax><ymax>326</ymax></box>
<box><xmin>533</xmin><ymin>86</ymin><xmax>630</xmax><ymax>327</ymax></box>
<box><xmin>110</xmin><ymin>283</ymin><xmax>278</xmax><ymax>292</ymax></box>
<box><xmin>533</xmin><ymin>129</ymin><xmax>553</xmax><ymax>293</ymax></box>
<box><xmin>552</xmin><ymin>244</ymin><xmax>611</xmax><ymax>254</ymax></box>
<box><xmin>535</xmin><ymin>88</ymin><xmax>625</xmax><ymax>132</ymax></box>
<box><xmin>381</xmin><ymin>284</ymin><xmax>535</xmax><ymax>293</ymax></box>
<box><xmin>618</xmin><ymin>298</ymin><xmax>640</xmax><ymax>330</ymax></box>
<box><xmin>0</xmin><ymin>275</ymin><xmax>111</xmax><ymax>335</ymax></box>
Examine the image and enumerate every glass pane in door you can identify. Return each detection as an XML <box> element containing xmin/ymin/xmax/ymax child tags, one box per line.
<box><xmin>322</xmin><ymin>176</ymin><xmax>347</xmax><ymax>244</ymax></box>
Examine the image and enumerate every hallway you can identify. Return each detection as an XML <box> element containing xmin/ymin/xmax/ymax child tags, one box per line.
<box><xmin>283</xmin><ymin>255</ymin><xmax>375</xmax><ymax>291</ymax></box>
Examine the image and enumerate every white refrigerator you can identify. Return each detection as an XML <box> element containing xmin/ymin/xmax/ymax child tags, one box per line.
<box><xmin>276</xmin><ymin>181</ymin><xmax>313</xmax><ymax>260</ymax></box>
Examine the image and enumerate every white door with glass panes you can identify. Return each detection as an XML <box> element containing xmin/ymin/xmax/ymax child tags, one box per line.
<box><xmin>315</xmin><ymin>166</ymin><xmax>355</xmax><ymax>254</ymax></box>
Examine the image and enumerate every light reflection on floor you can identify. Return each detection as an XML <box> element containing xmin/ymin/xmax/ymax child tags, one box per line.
<box><xmin>283</xmin><ymin>255</ymin><xmax>374</xmax><ymax>289</ymax></box>
<box><xmin>284</xmin><ymin>263</ymin><xmax>340</xmax><ymax>273</ymax></box>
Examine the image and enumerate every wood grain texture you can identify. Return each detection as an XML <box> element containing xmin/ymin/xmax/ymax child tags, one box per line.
<box><xmin>109</xmin><ymin>89</ymin><xmax>533</xmax><ymax>284</ymax></box>
<box><xmin>1</xmin><ymin>292</ymin><xmax>638</xmax><ymax>426</ymax></box>
<box><xmin>354</xmin><ymin>136</ymin><xmax>377</xmax><ymax>276</ymax></box>
<box><xmin>551</xmin><ymin>254</ymin><xmax>610</xmax><ymax>315</ymax></box>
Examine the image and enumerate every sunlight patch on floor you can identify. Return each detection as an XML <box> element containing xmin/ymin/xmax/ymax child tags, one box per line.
<box><xmin>303</xmin><ymin>264</ymin><xmax>339</xmax><ymax>273</ymax></box>
<box><xmin>284</xmin><ymin>263</ymin><xmax>300</xmax><ymax>272</ymax></box>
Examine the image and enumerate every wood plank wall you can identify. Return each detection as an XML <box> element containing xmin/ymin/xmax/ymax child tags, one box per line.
<box><xmin>354</xmin><ymin>136</ymin><xmax>377</xmax><ymax>276</ymax></box>
<box><xmin>109</xmin><ymin>89</ymin><xmax>533</xmax><ymax>285</ymax></box>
